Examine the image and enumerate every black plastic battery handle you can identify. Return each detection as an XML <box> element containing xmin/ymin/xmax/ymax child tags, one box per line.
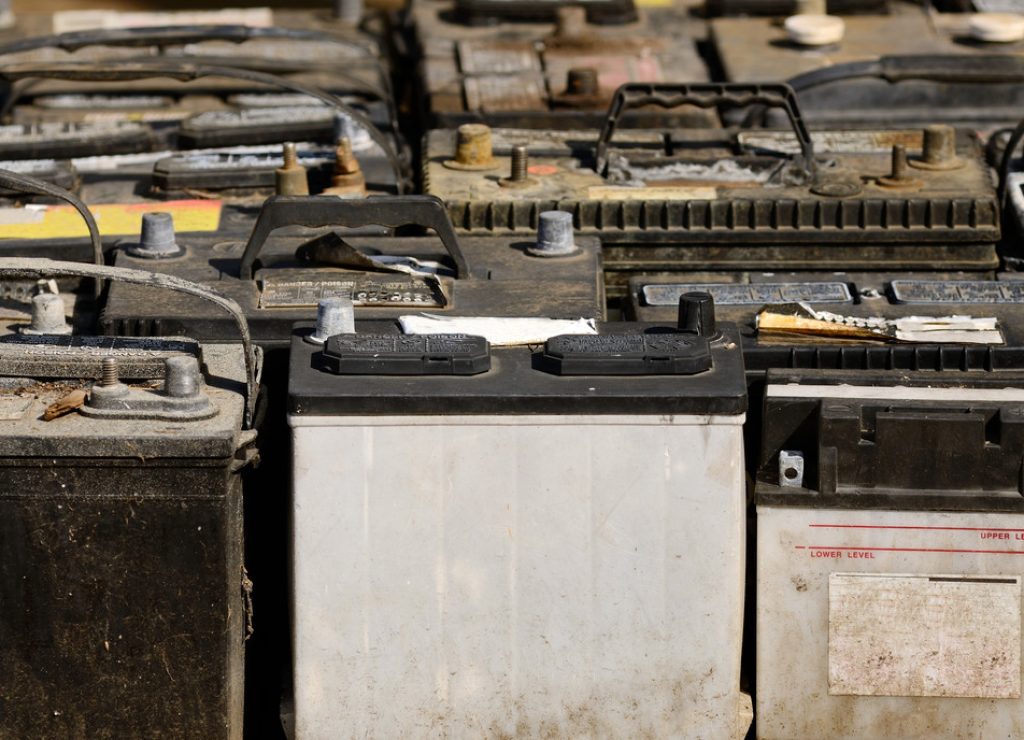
<box><xmin>238</xmin><ymin>194</ymin><xmax>471</xmax><ymax>281</ymax></box>
<box><xmin>594</xmin><ymin>81</ymin><xmax>816</xmax><ymax>181</ymax></box>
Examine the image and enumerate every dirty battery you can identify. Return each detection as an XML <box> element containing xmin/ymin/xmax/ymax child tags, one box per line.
<box><xmin>287</xmin><ymin>306</ymin><xmax>749</xmax><ymax>737</ymax></box>
<box><xmin>755</xmin><ymin>365</ymin><xmax>1024</xmax><ymax>738</ymax></box>
<box><xmin>101</xmin><ymin>196</ymin><xmax>605</xmax><ymax>348</ymax></box>
<box><xmin>710</xmin><ymin>5</ymin><xmax>1024</xmax><ymax>129</ymax></box>
<box><xmin>423</xmin><ymin>84</ymin><xmax>1000</xmax><ymax>298</ymax></box>
<box><xmin>409</xmin><ymin>0</ymin><xmax>716</xmax><ymax>128</ymax></box>
<box><xmin>0</xmin><ymin>260</ymin><xmax>256</xmax><ymax>740</ymax></box>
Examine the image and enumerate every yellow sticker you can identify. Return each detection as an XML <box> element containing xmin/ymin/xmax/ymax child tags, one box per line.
<box><xmin>635</xmin><ymin>0</ymin><xmax>675</xmax><ymax>7</ymax></box>
<box><xmin>587</xmin><ymin>186</ymin><xmax>718</xmax><ymax>201</ymax></box>
<box><xmin>0</xmin><ymin>200</ymin><xmax>223</xmax><ymax>240</ymax></box>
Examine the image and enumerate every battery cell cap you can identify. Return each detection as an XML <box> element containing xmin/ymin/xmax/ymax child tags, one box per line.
<box><xmin>969</xmin><ymin>13</ymin><xmax>1024</xmax><ymax>43</ymax></box>
<box><xmin>543</xmin><ymin>333</ymin><xmax>712</xmax><ymax>375</ymax></box>
<box><xmin>784</xmin><ymin>14</ymin><xmax>845</xmax><ymax>46</ymax></box>
<box><xmin>320</xmin><ymin>333</ymin><xmax>491</xmax><ymax>375</ymax></box>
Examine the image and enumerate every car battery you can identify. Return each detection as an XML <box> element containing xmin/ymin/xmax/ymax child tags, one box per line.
<box><xmin>0</xmin><ymin>54</ymin><xmax>403</xmax><ymax>159</ymax></box>
<box><xmin>625</xmin><ymin>270</ymin><xmax>1024</xmax><ymax>324</ymax></box>
<box><xmin>286</xmin><ymin>299</ymin><xmax>750</xmax><ymax>738</ymax></box>
<box><xmin>0</xmin><ymin>258</ymin><xmax>258</xmax><ymax>740</ymax></box>
<box><xmin>0</xmin><ymin>5</ymin><xmax>394</xmax><ymax>62</ymax></box>
<box><xmin>409</xmin><ymin>0</ymin><xmax>716</xmax><ymax>129</ymax></box>
<box><xmin>711</xmin><ymin>6</ymin><xmax>1024</xmax><ymax>129</ymax></box>
<box><xmin>754</xmin><ymin>365</ymin><xmax>1024</xmax><ymax>739</ymax></box>
<box><xmin>423</xmin><ymin>83</ymin><xmax>1001</xmax><ymax>279</ymax></box>
<box><xmin>101</xmin><ymin>195</ymin><xmax>605</xmax><ymax>351</ymax></box>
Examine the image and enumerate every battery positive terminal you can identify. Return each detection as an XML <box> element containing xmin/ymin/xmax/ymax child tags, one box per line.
<box><xmin>21</xmin><ymin>292</ymin><xmax>72</xmax><ymax>336</ymax></box>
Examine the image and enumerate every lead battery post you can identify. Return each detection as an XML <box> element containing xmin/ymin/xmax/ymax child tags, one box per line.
<box><xmin>20</xmin><ymin>292</ymin><xmax>71</xmax><ymax>336</ymax></box>
<box><xmin>444</xmin><ymin>122</ymin><xmax>498</xmax><ymax>171</ymax></box>
<box><xmin>121</xmin><ymin>212</ymin><xmax>186</xmax><ymax>260</ymax></box>
<box><xmin>307</xmin><ymin>297</ymin><xmax>356</xmax><ymax>345</ymax></box>
<box><xmin>528</xmin><ymin>210</ymin><xmax>580</xmax><ymax>257</ymax></box>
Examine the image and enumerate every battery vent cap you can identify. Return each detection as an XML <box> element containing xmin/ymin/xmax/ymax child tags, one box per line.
<box><xmin>320</xmin><ymin>333</ymin><xmax>491</xmax><ymax>375</ymax></box>
<box><xmin>543</xmin><ymin>333</ymin><xmax>712</xmax><ymax>375</ymax></box>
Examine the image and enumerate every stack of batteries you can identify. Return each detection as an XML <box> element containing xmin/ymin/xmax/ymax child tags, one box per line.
<box><xmin>2</xmin><ymin>0</ymin><xmax>1024</xmax><ymax>737</ymax></box>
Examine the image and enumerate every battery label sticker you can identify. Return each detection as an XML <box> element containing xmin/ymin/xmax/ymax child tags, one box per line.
<box><xmin>259</xmin><ymin>278</ymin><xmax>446</xmax><ymax>309</ymax></box>
<box><xmin>0</xmin><ymin>200</ymin><xmax>222</xmax><ymax>239</ymax></box>
<box><xmin>587</xmin><ymin>186</ymin><xmax>717</xmax><ymax>201</ymax></box>
<box><xmin>738</xmin><ymin>130</ymin><xmax>923</xmax><ymax>155</ymax></box>
<box><xmin>892</xmin><ymin>280</ymin><xmax>1024</xmax><ymax>304</ymax></box>
<box><xmin>642</xmin><ymin>282</ymin><xmax>852</xmax><ymax>306</ymax></box>
<box><xmin>0</xmin><ymin>335</ymin><xmax>201</xmax><ymax>378</ymax></box>
<box><xmin>464</xmin><ymin>76</ymin><xmax>547</xmax><ymax>112</ymax></box>
<box><xmin>829</xmin><ymin>573</ymin><xmax>1021</xmax><ymax>699</ymax></box>
<box><xmin>458</xmin><ymin>43</ymin><xmax>540</xmax><ymax>74</ymax></box>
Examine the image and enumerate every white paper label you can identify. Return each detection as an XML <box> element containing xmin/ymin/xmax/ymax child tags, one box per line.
<box><xmin>829</xmin><ymin>573</ymin><xmax>1022</xmax><ymax>699</ymax></box>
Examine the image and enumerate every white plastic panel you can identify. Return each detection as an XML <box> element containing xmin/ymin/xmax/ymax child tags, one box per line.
<box><xmin>291</xmin><ymin>414</ymin><xmax>747</xmax><ymax>739</ymax></box>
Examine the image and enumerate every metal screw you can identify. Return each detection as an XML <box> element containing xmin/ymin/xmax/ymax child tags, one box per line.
<box><xmin>510</xmin><ymin>146</ymin><xmax>528</xmax><ymax>181</ymax></box>
<box><xmin>276</xmin><ymin>142</ymin><xmax>310</xmax><ymax>195</ymax></box>
<box><xmin>101</xmin><ymin>357</ymin><xmax>119</xmax><ymax>387</ymax></box>
<box><xmin>283</xmin><ymin>142</ymin><xmax>298</xmax><ymax>168</ymax></box>
<box><xmin>309</xmin><ymin>297</ymin><xmax>356</xmax><ymax>344</ymax></box>
<box><xmin>500</xmin><ymin>146</ymin><xmax>535</xmax><ymax>188</ymax></box>
<box><xmin>891</xmin><ymin>145</ymin><xmax>907</xmax><ymax>179</ymax></box>
<box><xmin>877</xmin><ymin>144</ymin><xmax>922</xmax><ymax>189</ymax></box>
<box><xmin>528</xmin><ymin>211</ymin><xmax>579</xmax><ymax>257</ymax></box>
<box><xmin>334</xmin><ymin>113</ymin><xmax>373</xmax><ymax>152</ymax></box>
